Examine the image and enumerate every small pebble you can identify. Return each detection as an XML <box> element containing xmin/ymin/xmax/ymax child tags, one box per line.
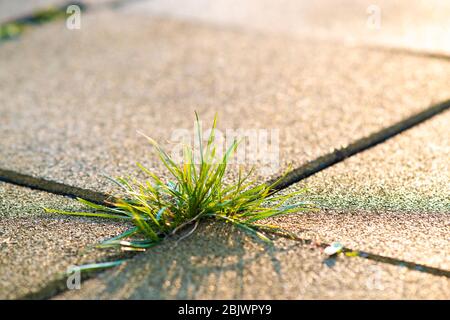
<box><xmin>324</xmin><ymin>242</ymin><xmax>343</xmax><ymax>256</ymax></box>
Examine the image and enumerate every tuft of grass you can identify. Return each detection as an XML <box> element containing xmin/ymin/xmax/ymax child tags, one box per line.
<box><xmin>45</xmin><ymin>113</ymin><xmax>313</xmax><ymax>251</ymax></box>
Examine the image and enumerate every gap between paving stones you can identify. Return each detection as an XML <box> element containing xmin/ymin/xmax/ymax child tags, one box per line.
<box><xmin>0</xmin><ymin>0</ymin><xmax>145</xmax><ymax>43</ymax></box>
<box><xmin>273</xmin><ymin>231</ymin><xmax>450</xmax><ymax>278</ymax></box>
<box><xmin>5</xmin><ymin>0</ymin><xmax>450</xmax><ymax>65</ymax></box>
<box><xmin>0</xmin><ymin>0</ymin><xmax>148</xmax><ymax>25</ymax></box>
<box><xmin>2</xmin><ymin>98</ymin><xmax>449</xmax><ymax>199</ymax></box>
<box><xmin>0</xmin><ymin>169</ymin><xmax>110</xmax><ymax>204</ymax></box>
<box><xmin>2</xmin><ymin>99</ymin><xmax>449</xmax><ymax>299</ymax></box>
<box><xmin>16</xmin><ymin>225</ymin><xmax>450</xmax><ymax>300</ymax></box>
<box><xmin>268</xmin><ymin>98</ymin><xmax>450</xmax><ymax>190</ymax></box>
<box><xmin>364</xmin><ymin>45</ymin><xmax>450</xmax><ymax>63</ymax></box>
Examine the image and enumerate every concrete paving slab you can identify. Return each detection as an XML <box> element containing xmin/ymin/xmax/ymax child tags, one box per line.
<box><xmin>56</xmin><ymin>223</ymin><xmax>450</xmax><ymax>299</ymax></box>
<box><xmin>0</xmin><ymin>182</ymin><xmax>129</xmax><ymax>299</ymax></box>
<box><xmin>1</xmin><ymin>12</ymin><xmax>450</xmax><ymax>193</ymax></box>
<box><xmin>122</xmin><ymin>0</ymin><xmax>450</xmax><ymax>55</ymax></box>
<box><xmin>271</xmin><ymin>112</ymin><xmax>450</xmax><ymax>270</ymax></box>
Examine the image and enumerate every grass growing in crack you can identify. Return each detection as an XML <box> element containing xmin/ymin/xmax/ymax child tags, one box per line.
<box><xmin>45</xmin><ymin>113</ymin><xmax>312</xmax><ymax>252</ymax></box>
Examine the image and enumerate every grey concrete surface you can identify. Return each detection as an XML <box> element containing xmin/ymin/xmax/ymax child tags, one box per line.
<box><xmin>0</xmin><ymin>182</ymin><xmax>129</xmax><ymax>299</ymax></box>
<box><xmin>271</xmin><ymin>112</ymin><xmax>450</xmax><ymax>270</ymax></box>
<box><xmin>0</xmin><ymin>0</ymin><xmax>68</xmax><ymax>23</ymax></box>
<box><xmin>1</xmin><ymin>5</ymin><xmax>449</xmax><ymax>301</ymax></box>
<box><xmin>1</xmin><ymin>12</ymin><xmax>450</xmax><ymax>194</ymax></box>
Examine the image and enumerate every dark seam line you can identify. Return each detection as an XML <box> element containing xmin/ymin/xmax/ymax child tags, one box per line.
<box><xmin>17</xmin><ymin>252</ymin><xmax>136</xmax><ymax>300</ymax></box>
<box><xmin>272</xmin><ymin>232</ymin><xmax>450</xmax><ymax>278</ymax></box>
<box><xmin>0</xmin><ymin>0</ymin><xmax>138</xmax><ymax>44</ymax></box>
<box><xmin>0</xmin><ymin>1</ymin><xmax>86</xmax><ymax>29</ymax></box>
<box><xmin>17</xmin><ymin>231</ymin><xmax>450</xmax><ymax>300</ymax></box>
<box><xmin>2</xmin><ymin>100</ymin><xmax>450</xmax><ymax>300</ymax></box>
<box><xmin>267</xmin><ymin>99</ymin><xmax>450</xmax><ymax>191</ymax></box>
<box><xmin>2</xmin><ymin>0</ymin><xmax>449</xmax><ymax>301</ymax></box>
<box><xmin>4</xmin><ymin>0</ymin><xmax>450</xmax><ymax>64</ymax></box>
<box><xmin>0</xmin><ymin>0</ymin><xmax>128</xmax><ymax>25</ymax></box>
<box><xmin>0</xmin><ymin>2</ymin><xmax>87</xmax><ymax>45</ymax></box>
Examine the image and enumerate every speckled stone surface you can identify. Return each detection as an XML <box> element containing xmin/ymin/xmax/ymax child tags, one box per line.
<box><xmin>271</xmin><ymin>112</ymin><xmax>450</xmax><ymax>270</ymax></box>
<box><xmin>0</xmin><ymin>182</ymin><xmax>129</xmax><ymax>299</ymax></box>
<box><xmin>56</xmin><ymin>223</ymin><xmax>450</xmax><ymax>299</ymax></box>
<box><xmin>0</xmin><ymin>0</ymin><xmax>67</xmax><ymax>23</ymax></box>
<box><xmin>1</xmin><ymin>11</ymin><xmax>450</xmax><ymax>193</ymax></box>
<box><xmin>123</xmin><ymin>0</ymin><xmax>450</xmax><ymax>55</ymax></box>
